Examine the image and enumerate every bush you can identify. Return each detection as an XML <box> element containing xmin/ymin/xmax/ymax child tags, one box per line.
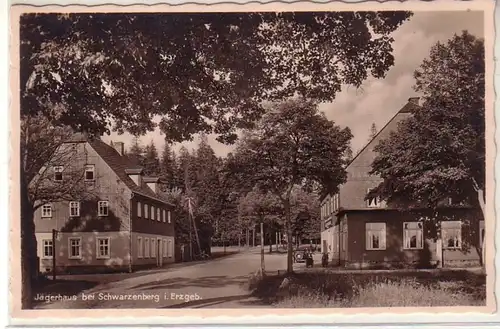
<box><xmin>266</xmin><ymin>271</ymin><xmax>486</xmax><ymax>308</ymax></box>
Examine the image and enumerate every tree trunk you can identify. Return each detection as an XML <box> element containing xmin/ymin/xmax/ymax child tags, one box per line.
<box><xmin>285</xmin><ymin>201</ymin><xmax>293</xmax><ymax>274</ymax></box>
<box><xmin>260</xmin><ymin>222</ymin><xmax>265</xmax><ymax>272</ymax></box>
<box><xmin>246</xmin><ymin>227</ymin><xmax>249</xmax><ymax>249</ymax></box>
<box><xmin>252</xmin><ymin>228</ymin><xmax>255</xmax><ymax>247</ymax></box>
<box><xmin>21</xmin><ymin>168</ymin><xmax>37</xmax><ymax>309</ymax></box>
<box><xmin>477</xmin><ymin>188</ymin><xmax>486</xmax><ymax>268</ymax></box>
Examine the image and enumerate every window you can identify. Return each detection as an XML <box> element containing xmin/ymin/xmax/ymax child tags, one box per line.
<box><xmin>41</xmin><ymin>204</ymin><xmax>52</xmax><ymax>218</ymax></box>
<box><xmin>480</xmin><ymin>220</ymin><xmax>485</xmax><ymax>248</ymax></box>
<box><xmin>151</xmin><ymin>206</ymin><xmax>155</xmax><ymax>220</ymax></box>
<box><xmin>403</xmin><ymin>222</ymin><xmax>424</xmax><ymax>249</ymax></box>
<box><xmin>366</xmin><ymin>223</ymin><xmax>386</xmax><ymax>250</ymax></box>
<box><xmin>54</xmin><ymin>166</ymin><xmax>64</xmax><ymax>181</ymax></box>
<box><xmin>163</xmin><ymin>239</ymin><xmax>167</xmax><ymax>257</ymax></box>
<box><xmin>162</xmin><ymin>209</ymin><xmax>166</xmax><ymax>223</ymax></box>
<box><xmin>42</xmin><ymin>240</ymin><xmax>53</xmax><ymax>259</ymax></box>
<box><xmin>167</xmin><ymin>211</ymin><xmax>171</xmax><ymax>224</ymax></box>
<box><xmin>151</xmin><ymin>239</ymin><xmax>156</xmax><ymax>257</ymax></box>
<box><xmin>68</xmin><ymin>238</ymin><xmax>82</xmax><ymax>259</ymax></box>
<box><xmin>441</xmin><ymin>221</ymin><xmax>462</xmax><ymax>249</ymax></box>
<box><xmin>167</xmin><ymin>239</ymin><xmax>173</xmax><ymax>257</ymax></box>
<box><xmin>366</xmin><ymin>189</ymin><xmax>381</xmax><ymax>208</ymax></box>
<box><xmin>84</xmin><ymin>165</ymin><xmax>95</xmax><ymax>181</ymax></box>
<box><xmin>98</xmin><ymin>201</ymin><xmax>109</xmax><ymax>216</ymax></box>
<box><xmin>144</xmin><ymin>238</ymin><xmax>150</xmax><ymax>258</ymax></box>
<box><xmin>157</xmin><ymin>208</ymin><xmax>161</xmax><ymax>222</ymax></box>
<box><xmin>137</xmin><ymin>237</ymin><xmax>143</xmax><ymax>258</ymax></box>
<box><xmin>144</xmin><ymin>203</ymin><xmax>148</xmax><ymax>219</ymax></box>
<box><xmin>69</xmin><ymin>201</ymin><xmax>80</xmax><ymax>217</ymax></box>
<box><xmin>97</xmin><ymin>237</ymin><xmax>110</xmax><ymax>259</ymax></box>
<box><xmin>137</xmin><ymin>202</ymin><xmax>142</xmax><ymax>217</ymax></box>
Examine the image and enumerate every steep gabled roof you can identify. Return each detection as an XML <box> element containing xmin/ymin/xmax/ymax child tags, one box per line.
<box><xmin>320</xmin><ymin>97</ymin><xmax>420</xmax><ymax>203</ymax></box>
<box><xmin>84</xmin><ymin>138</ymin><xmax>171</xmax><ymax>206</ymax></box>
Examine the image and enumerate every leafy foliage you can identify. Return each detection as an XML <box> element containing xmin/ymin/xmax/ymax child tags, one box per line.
<box><xmin>21</xmin><ymin>12</ymin><xmax>412</xmax><ymax>143</ymax></box>
<box><xmin>369</xmin><ymin>31</ymin><xmax>485</xmax><ymax>208</ymax></box>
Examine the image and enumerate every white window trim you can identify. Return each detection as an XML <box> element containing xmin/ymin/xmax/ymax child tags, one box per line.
<box><xmin>167</xmin><ymin>211</ymin><xmax>171</xmax><ymax>224</ymax></box>
<box><xmin>144</xmin><ymin>204</ymin><xmax>148</xmax><ymax>219</ymax></box>
<box><xmin>403</xmin><ymin>222</ymin><xmax>424</xmax><ymax>250</ymax></box>
<box><xmin>84</xmin><ymin>164</ymin><xmax>95</xmax><ymax>181</ymax></box>
<box><xmin>366</xmin><ymin>188</ymin><xmax>381</xmax><ymax>208</ymax></box>
<box><xmin>162</xmin><ymin>209</ymin><xmax>166</xmax><ymax>223</ymax></box>
<box><xmin>366</xmin><ymin>222</ymin><xmax>387</xmax><ymax>251</ymax></box>
<box><xmin>68</xmin><ymin>237</ymin><xmax>82</xmax><ymax>260</ymax></box>
<box><xmin>144</xmin><ymin>238</ymin><xmax>150</xmax><ymax>258</ymax></box>
<box><xmin>54</xmin><ymin>166</ymin><xmax>64</xmax><ymax>181</ymax></box>
<box><xmin>137</xmin><ymin>237</ymin><xmax>143</xmax><ymax>259</ymax></box>
<box><xmin>151</xmin><ymin>238</ymin><xmax>156</xmax><ymax>258</ymax></box>
<box><xmin>151</xmin><ymin>206</ymin><xmax>155</xmax><ymax>220</ymax></box>
<box><xmin>69</xmin><ymin>201</ymin><xmax>80</xmax><ymax>217</ymax></box>
<box><xmin>137</xmin><ymin>202</ymin><xmax>142</xmax><ymax>217</ymax></box>
<box><xmin>157</xmin><ymin>208</ymin><xmax>161</xmax><ymax>222</ymax></box>
<box><xmin>167</xmin><ymin>239</ymin><xmax>173</xmax><ymax>258</ymax></box>
<box><xmin>96</xmin><ymin>237</ymin><xmax>111</xmax><ymax>259</ymax></box>
<box><xmin>441</xmin><ymin>221</ymin><xmax>462</xmax><ymax>250</ymax></box>
<box><xmin>41</xmin><ymin>239</ymin><xmax>54</xmax><ymax>259</ymax></box>
<box><xmin>98</xmin><ymin>201</ymin><xmax>109</xmax><ymax>217</ymax></box>
<box><xmin>41</xmin><ymin>204</ymin><xmax>53</xmax><ymax>218</ymax></box>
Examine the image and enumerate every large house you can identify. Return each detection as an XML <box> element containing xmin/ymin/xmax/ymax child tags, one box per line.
<box><xmin>32</xmin><ymin>133</ymin><xmax>176</xmax><ymax>274</ymax></box>
<box><xmin>320</xmin><ymin>98</ymin><xmax>484</xmax><ymax>269</ymax></box>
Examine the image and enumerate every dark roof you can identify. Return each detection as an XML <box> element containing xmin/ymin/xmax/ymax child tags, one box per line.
<box><xmin>85</xmin><ymin>138</ymin><xmax>172</xmax><ymax>206</ymax></box>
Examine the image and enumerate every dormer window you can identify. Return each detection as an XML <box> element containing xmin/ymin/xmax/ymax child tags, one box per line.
<box><xmin>85</xmin><ymin>165</ymin><xmax>95</xmax><ymax>181</ymax></box>
<box><xmin>54</xmin><ymin>166</ymin><xmax>64</xmax><ymax>181</ymax></box>
<box><xmin>366</xmin><ymin>188</ymin><xmax>381</xmax><ymax>208</ymax></box>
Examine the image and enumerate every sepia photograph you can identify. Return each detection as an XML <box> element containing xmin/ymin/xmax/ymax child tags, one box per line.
<box><xmin>10</xmin><ymin>2</ymin><xmax>494</xmax><ymax>316</ymax></box>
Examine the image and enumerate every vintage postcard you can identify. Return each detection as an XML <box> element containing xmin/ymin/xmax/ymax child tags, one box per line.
<box><xmin>9</xmin><ymin>0</ymin><xmax>496</xmax><ymax>324</ymax></box>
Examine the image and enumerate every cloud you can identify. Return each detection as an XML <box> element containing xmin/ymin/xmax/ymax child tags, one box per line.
<box><xmin>103</xmin><ymin>10</ymin><xmax>483</xmax><ymax>159</ymax></box>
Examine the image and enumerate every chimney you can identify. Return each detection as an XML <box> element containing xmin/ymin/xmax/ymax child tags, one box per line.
<box><xmin>113</xmin><ymin>142</ymin><xmax>125</xmax><ymax>156</ymax></box>
<box><xmin>408</xmin><ymin>97</ymin><xmax>420</xmax><ymax>105</ymax></box>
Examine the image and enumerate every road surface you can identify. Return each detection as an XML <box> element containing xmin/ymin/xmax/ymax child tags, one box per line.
<box><xmin>35</xmin><ymin>248</ymin><xmax>293</xmax><ymax>309</ymax></box>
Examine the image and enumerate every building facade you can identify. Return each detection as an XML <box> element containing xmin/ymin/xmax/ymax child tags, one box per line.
<box><xmin>32</xmin><ymin>134</ymin><xmax>175</xmax><ymax>274</ymax></box>
<box><xmin>320</xmin><ymin>98</ymin><xmax>484</xmax><ymax>269</ymax></box>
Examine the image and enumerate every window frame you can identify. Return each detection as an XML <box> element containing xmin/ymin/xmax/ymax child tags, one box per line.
<box><xmin>42</xmin><ymin>239</ymin><xmax>54</xmax><ymax>259</ymax></box>
<box><xmin>53</xmin><ymin>166</ymin><xmax>64</xmax><ymax>181</ymax></box>
<box><xmin>96</xmin><ymin>237</ymin><xmax>111</xmax><ymax>259</ymax></box>
<box><xmin>41</xmin><ymin>204</ymin><xmax>53</xmax><ymax>218</ymax></box>
<box><xmin>167</xmin><ymin>239</ymin><xmax>173</xmax><ymax>258</ymax></box>
<box><xmin>69</xmin><ymin>201</ymin><xmax>80</xmax><ymax>217</ymax></box>
<box><xmin>157</xmin><ymin>208</ymin><xmax>161</xmax><ymax>222</ymax></box>
<box><xmin>151</xmin><ymin>206</ymin><xmax>155</xmax><ymax>220</ymax></box>
<box><xmin>98</xmin><ymin>201</ymin><xmax>109</xmax><ymax>217</ymax></box>
<box><xmin>441</xmin><ymin>221</ymin><xmax>462</xmax><ymax>250</ymax></box>
<box><xmin>84</xmin><ymin>164</ymin><xmax>95</xmax><ymax>182</ymax></box>
<box><xmin>365</xmin><ymin>222</ymin><xmax>387</xmax><ymax>251</ymax></box>
<box><xmin>167</xmin><ymin>211</ymin><xmax>171</xmax><ymax>224</ymax></box>
<box><xmin>143</xmin><ymin>203</ymin><xmax>148</xmax><ymax>219</ymax></box>
<box><xmin>151</xmin><ymin>238</ymin><xmax>156</xmax><ymax>258</ymax></box>
<box><xmin>137</xmin><ymin>237</ymin><xmax>143</xmax><ymax>258</ymax></box>
<box><xmin>366</xmin><ymin>188</ymin><xmax>381</xmax><ymax>208</ymax></box>
<box><xmin>144</xmin><ymin>238</ymin><xmax>150</xmax><ymax>258</ymax></box>
<box><xmin>137</xmin><ymin>202</ymin><xmax>142</xmax><ymax>217</ymax></box>
<box><xmin>403</xmin><ymin>222</ymin><xmax>424</xmax><ymax>250</ymax></box>
<box><xmin>68</xmin><ymin>237</ymin><xmax>82</xmax><ymax>259</ymax></box>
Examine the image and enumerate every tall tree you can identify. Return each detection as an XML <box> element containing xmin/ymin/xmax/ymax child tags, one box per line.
<box><xmin>142</xmin><ymin>140</ymin><xmax>161</xmax><ymax>176</ymax></box>
<box><xmin>18</xmin><ymin>11</ymin><xmax>411</xmax><ymax>308</ymax></box>
<box><xmin>128</xmin><ymin>136</ymin><xmax>144</xmax><ymax>166</ymax></box>
<box><xmin>369</xmin><ymin>31</ymin><xmax>485</xmax><ymax>261</ymax></box>
<box><xmin>231</xmin><ymin>99</ymin><xmax>352</xmax><ymax>273</ymax></box>
<box><xmin>159</xmin><ymin>141</ymin><xmax>177</xmax><ymax>189</ymax></box>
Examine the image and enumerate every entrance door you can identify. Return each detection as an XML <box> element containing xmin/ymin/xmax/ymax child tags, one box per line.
<box><xmin>322</xmin><ymin>240</ymin><xmax>327</xmax><ymax>253</ymax></box>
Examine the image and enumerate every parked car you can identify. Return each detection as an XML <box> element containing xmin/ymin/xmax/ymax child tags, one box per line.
<box><xmin>293</xmin><ymin>246</ymin><xmax>313</xmax><ymax>263</ymax></box>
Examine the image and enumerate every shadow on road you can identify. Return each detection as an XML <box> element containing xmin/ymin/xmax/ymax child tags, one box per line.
<box><xmin>130</xmin><ymin>275</ymin><xmax>250</xmax><ymax>290</ymax></box>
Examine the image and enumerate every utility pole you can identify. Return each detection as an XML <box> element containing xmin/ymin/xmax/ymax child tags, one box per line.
<box><xmin>237</xmin><ymin>206</ymin><xmax>241</xmax><ymax>251</ymax></box>
<box><xmin>246</xmin><ymin>226</ymin><xmax>250</xmax><ymax>250</ymax></box>
<box><xmin>252</xmin><ymin>227</ymin><xmax>255</xmax><ymax>248</ymax></box>
<box><xmin>184</xmin><ymin>163</ymin><xmax>193</xmax><ymax>261</ymax></box>
<box><xmin>52</xmin><ymin>229</ymin><xmax>57</xmax><ymax>280</ymax></box>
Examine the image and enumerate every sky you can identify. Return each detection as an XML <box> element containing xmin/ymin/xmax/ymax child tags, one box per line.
<box><xmin>102</xmin><ymin>10</ymin><xmax>484</xmax><ymax>158</ymax></box>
